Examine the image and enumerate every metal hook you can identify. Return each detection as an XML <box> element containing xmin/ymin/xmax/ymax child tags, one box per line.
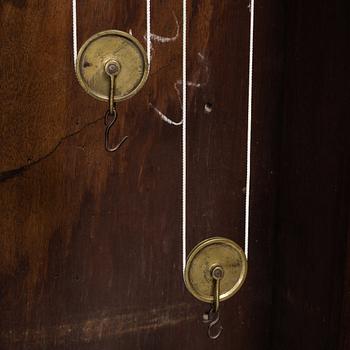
<box><xmin>208</xmin><ymin>311</ymin><xmax>223</xmax><ymax>340</ymax></box>
<box><xmin>201</xmin><ymin>265</ymin><xmax>224</xmax><ymax>340</ymax></box>
<box><xmin>103</xmin><ymin>60</ymin><xmax>127</xmax><ymax>152</ymax></box>
<box><xmin>104</xmin><ymin>106</ymin><xmax>128</xmax><ymax>152</ymax></box>
<box><xmin>203</xmin><ymin>307</ymin><xmax>223</xmax><ymax>340</ymax></box>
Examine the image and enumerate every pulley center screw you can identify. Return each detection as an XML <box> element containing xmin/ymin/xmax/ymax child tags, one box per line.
<box><xmin>212</xmin><ymin>266</ymin><xmax>224</xmax><ymax>280</ymax></box>
<box><xmin>105</xmin><ymin>60</ymin><xmax>120</xmax><ymax>76</ymax></box>
<box><xmin>107</xmin><ymin>63</ymin><xmax>118</xmax><ymax>74</ymax></box>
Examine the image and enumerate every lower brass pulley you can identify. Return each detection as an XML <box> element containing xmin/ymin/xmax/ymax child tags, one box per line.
<box><xmin>75</xmin><ymin>30</ymin><xmax>149</xmax><ymax>152</ymax></box>
<box><xmin>184</xmin><ymin>237</ymin><xmax>247</xmax><ymax>339</ymax></box>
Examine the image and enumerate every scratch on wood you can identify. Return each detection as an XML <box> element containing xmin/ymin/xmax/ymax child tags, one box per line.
<box><xmin>143</xmin><ymin>11</ymin><xmax>179</xmax><ymax>61</ymax></box>
<box><xmin>151</xmin><ymin>53</ymin><xmax>210</xmax><ymax>126</ymax></box>
<box><xmin>0</xmin><ymin>303</ymin><xmax>197</xmax><ymax>345</ymax></box>
<box><xmin>149</xmin><ymin>12</ymin><xmax>179</xmax><ymax>43</ymax></box>
<box><xmin>149</xmin><ymin>103</ymin><xmax>182</xmax><ymax>126</ymax></box>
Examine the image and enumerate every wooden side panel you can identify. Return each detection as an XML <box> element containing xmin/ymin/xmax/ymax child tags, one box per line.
<box><xmin>270</xmin><ymin>1</ymin><xmax>350</xmax><ymax>349</ymax></box>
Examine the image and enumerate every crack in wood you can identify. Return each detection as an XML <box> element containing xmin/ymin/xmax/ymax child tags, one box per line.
<box><xmin>0</xmin><ymin>117</ymin><xmax>103</xmax><ymax>183</ymax></box>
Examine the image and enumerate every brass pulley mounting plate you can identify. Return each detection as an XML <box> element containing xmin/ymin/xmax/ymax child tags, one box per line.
<box><xmin>76</xmin><ymin>30</ymin><xmax>149</xmax><ymax>102</ymax></box>
<box><xmin>184</xmin><ymin>237</ymin><xmax>247</xmax><ymax>303</ymax></box>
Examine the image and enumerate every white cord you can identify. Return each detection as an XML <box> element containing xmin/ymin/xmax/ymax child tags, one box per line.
<box><xmin>245</xmin><ymin>0</ymin><xmax>255</xmax><ymax>260</ymax></box>
<box><xmin>182</xmin><ymin>0</ymin><xmax>187</xmax><ymax>273</ymax></box>
<box><xmin>71</xmin><ymin>1</ymin><xmax>152</xmax><ymax>66</ymax></box>
<box><xmin>72</xmin><ymin>0</ymin><xmax>77</xmax><ymax>68</ymax></box>
<box><xmin>146</xmin><ymin>0</ymin><xmax>151</xmax><ymax>64</ymax></box>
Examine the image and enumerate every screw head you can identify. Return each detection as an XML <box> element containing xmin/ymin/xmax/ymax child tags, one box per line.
<box><xmin>105</xmin><ymin>60</ymin><xmax>120</xmax><ymax>76</ymax></box>
<box><xmin>107</xmin><ymin>64</ymin><xmax>118</xmax><ymax>73</ymax></box>
<box><xmin>212</xmin><ymin>266</ymin><xmax>224</xmax><ymax>280</ymax></box>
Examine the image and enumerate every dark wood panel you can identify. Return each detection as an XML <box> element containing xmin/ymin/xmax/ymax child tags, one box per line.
<box><xmin>0</xmin><ymin>0</ymin><xmax>285</xmax><ymax>349</ymax></box>
<box><xmin>270</xmin><ymin>1</ymin><xmax>350</xmax><ymax>349</ymax></box>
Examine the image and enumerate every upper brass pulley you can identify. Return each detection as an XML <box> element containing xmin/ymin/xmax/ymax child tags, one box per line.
<box><xmin>184</xmin><ymin>237</ymin><xmax>247</xmax><ymax>339</ymax></box>
<box><xmin>75</xmin><ymin>30</ymin><xmax>149</xmax><ymax>152</ymax></box>
<box><xmin>76</xmin><ymin>30</ymin><xmax>149</xmax><ymax>102</ymax></box>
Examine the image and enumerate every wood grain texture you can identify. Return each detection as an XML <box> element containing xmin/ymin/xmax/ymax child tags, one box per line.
<box><xmin>0</xmin><ymin>0</ymin><xmax>284</xmax><ymax>349</ymax></box>
<box><xmin>270</xmin><ymin>1</ymin><xmax>350</xmax><ymax>349</ymax></box>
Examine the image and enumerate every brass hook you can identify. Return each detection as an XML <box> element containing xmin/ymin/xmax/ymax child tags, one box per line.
<box><xmin>104</xmin><ymin>107</ymin><xmax>128</xmax><ymax>152</ymax></box>
<box><xmin>208</xmin><ymin>310</ymin><xmax>223</xmax><ymax>340</ymax></box>
<box><xmin>203</xmin><ymin>308</ymin><xmax>223</xmax><ymax>340</ymax></box>
<box><xmin>202</xmin><ymin>266</ymin><xmax>224</xmax><ymax>340</ymax></box>
<box><xmin>103</xmin><ymin>59</ymin><xmax>127</xmax><ymax>152</ymax></box>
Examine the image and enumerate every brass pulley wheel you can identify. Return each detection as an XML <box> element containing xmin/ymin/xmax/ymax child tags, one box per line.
<box><xmin>76</xmin><ymin>30</ymin><xmax>149</xmax><ymax>103</ymax></box>
<box><xmin>184</xmin><ymin>237</ymin><xmax>247</xmax><ymax>303</ymax></box>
